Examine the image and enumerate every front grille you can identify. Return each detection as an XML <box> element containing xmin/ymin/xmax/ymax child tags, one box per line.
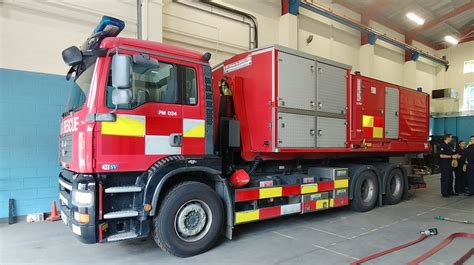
<box><xmin>59</xmin><ymin>171</ymin><xmax>73</xmax><ymax>216</ymax></box>
<box><xmin>59</xmin><ymin>134</ymin><xmax>73</xmax><ymax>163</ymax></box>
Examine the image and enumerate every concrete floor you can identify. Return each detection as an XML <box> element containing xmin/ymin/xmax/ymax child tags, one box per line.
<box><xmin>1</xmin><ymin>174</ymin><xmax>473</xmax><ymax>265</ymax></box>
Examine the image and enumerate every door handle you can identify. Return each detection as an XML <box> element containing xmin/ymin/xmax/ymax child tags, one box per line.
<box><xmin>169</xmin><ymin>133</ymin><xmax>182</xmax><ymax>147</ymax></box>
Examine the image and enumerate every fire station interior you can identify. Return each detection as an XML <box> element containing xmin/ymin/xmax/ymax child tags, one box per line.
<box><xmin>1</xmin><ymin>0</ymin><xmax>474</xmax><ymax>264</ymax></box>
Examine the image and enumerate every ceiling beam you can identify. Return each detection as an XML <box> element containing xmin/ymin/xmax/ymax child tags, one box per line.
<box><xmin>460</xmin><ymin>26</ymin><xmax>474</xmax><ymax>43</ymax></box>
<box><xmin>407</xmin><ymin>0</ymin><xmax>474</xmax><ymax>35</ymax></box>
<box><xmin>331</xmin><ymin>0</ymin><xmax>438</xmax><ymax>50</ymax></box>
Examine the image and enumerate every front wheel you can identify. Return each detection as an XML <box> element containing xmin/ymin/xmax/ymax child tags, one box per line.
<box><xmin>350</xmin><ymin>170</ymin><xmax>379</xmax><ymax>212</ymax></box>
<box><xmin>153</xmin><ymin>181</ymin><xmax>224</xmax><ymax>257</ymax></box>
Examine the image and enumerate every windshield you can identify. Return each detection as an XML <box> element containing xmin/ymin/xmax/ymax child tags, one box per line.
<box><xmin>64</xmin><ymin>62</ymin><xmax>96</xmax><ymax>115</ymax></box>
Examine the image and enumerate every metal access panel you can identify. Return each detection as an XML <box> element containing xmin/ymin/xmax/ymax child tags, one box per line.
<box><xmin>278</xmin><ymin>52</ymin><xmax>316</xmax><ymax>111</ymax></box>
<box><xmin>316</xmin><ymin>117</ymin><xmax>346</xmax><ymax>147</ymax></box>
<box><xmin>316</xmin><ymin>62</ymin><xmax>347</xmax><ymax>115</ymax></box>
<box><xmin>278</xmin><ymin>113</ymin><xmax>316</xmax><ymax>148</ymax></box>
<box><xmin>385</xmin><ymin>87</ymin><xmax>399</xmax><ymax>139</ymax></box>
<box><xmin>308</xmin><ymin>167</ymin><xmax>349</xmax><ymax>181</ymax></box>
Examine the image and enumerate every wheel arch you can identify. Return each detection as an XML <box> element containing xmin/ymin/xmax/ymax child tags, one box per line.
<box><xmin>143</xmin><ymin>156</ymin><xmax>234</xmax><ymax>238</ymax></box>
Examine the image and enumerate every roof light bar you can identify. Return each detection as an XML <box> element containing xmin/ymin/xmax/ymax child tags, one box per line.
<box><xmin>444</xmin><ymin>35</ymin><xmax>459</xmax><ymax>45</ymax></box>
<box><xmin>93</xmin><ymin>16</ymin><xmax>125</xmax><ymax>37</ymax></box>
<box><xmin>406</xmin><ymin>12</ymin><xmax>425</xmax><ymax>25</ymax></box>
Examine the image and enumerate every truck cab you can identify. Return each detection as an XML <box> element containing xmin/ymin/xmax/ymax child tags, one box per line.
<box><xmin>59</xmin><ymin>17</ymin><xmax>222</xmax><ymax>256</ymax></box>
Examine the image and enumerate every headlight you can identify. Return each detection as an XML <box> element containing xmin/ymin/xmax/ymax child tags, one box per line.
<box><xmin>72</xmin><ymin>190</ymin><xmax>93</xmax><ymax>205</ymax></box>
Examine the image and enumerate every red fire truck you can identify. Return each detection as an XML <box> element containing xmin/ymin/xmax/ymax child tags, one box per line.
<box><xmin>58</xmin><ymin>16</ymin><xmax>429</xmax><ymax>257</ymax></box>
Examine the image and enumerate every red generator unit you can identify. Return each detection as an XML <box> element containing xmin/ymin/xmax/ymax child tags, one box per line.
<box><xmin>212</xmin><ymin>45</ymin><xmax>430</xmax><ymax>161</ymax></box>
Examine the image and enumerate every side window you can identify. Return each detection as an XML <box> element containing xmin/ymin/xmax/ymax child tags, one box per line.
<box><xmin>107</xmin><ymin>59</ymin><xmax>197</xmax><ymax>108</ymax></box>
<box><xmin>134</xmin><ymin>62</ymin><xmax>178</xmax><ymax>105</ymax></box>
<box><xmin>183</xmin><ymin>67</ymin><xmax>197</xmax><ymax>105</ymax></box>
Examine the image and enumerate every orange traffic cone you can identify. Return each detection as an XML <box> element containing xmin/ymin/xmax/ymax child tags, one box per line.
<box><xmin>46</xmin><ymin>200</ymin><xmax>60</xmax><ymax>221</ymax></box>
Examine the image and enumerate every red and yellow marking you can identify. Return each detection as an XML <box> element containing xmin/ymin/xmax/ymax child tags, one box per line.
<box><xmin>235</xmin><ymin>180</ymin><xmax>339</xmax><ymax>203</ymax></box>
<box><xmin>362</xmin><ymin>115</ymin><xmax>384</xmax><ymax>139</ymax></box>
<box><xmin>234</xmin><ymin>179</ymin><xmax>350</xmax><ymax>224</ymax></box>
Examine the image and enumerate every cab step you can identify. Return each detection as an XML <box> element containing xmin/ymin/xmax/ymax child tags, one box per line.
<box><xmin>103</xmin><ymin>210</ymin><xmax>139</xmax><ymax>219</ymax></box>
<box><xmin>107</xmin><ymin>231</ymin><xmax>138</xmax><ymax>242</ymax></box>
<box><xmin>105</xmin><ymin>186</ymin><xmax>142</xmax><ymax>193</ymax></box>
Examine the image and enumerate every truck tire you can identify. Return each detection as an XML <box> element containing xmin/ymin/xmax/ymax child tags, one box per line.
<box><xmin>152</xmin><ymin>181</ymin><xmax>224</xmax><ymax>257</ymax></box>
<box><xmin>382</xmin><ymin>168</ymin><xmax>405</xmax><ymax>205</ymax></box>
<box><xmin>350</xmin><ymin>170</ymin><xmax>379</xmax><ymax>212</ymax></box>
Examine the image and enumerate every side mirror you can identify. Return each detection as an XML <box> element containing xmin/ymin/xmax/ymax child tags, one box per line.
<box><xmin>112</xmin><ymin>54</ymin><xmax>132</xmax><ymax>89</ymax></box>
<box><xmin>62</xmin><ymin>46</ymin><xmax>83</xmax><ymax>66</ymax></box>
<box><xmin>112</xmin><ymin>88</ymin><xmax>132</xmax><ymax>105</ymax></box>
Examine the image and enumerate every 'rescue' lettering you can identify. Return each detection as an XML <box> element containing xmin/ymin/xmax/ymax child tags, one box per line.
<box><xmin>62</xmin><ymin>117</ymin><xmax>79</xmax><ymax>134</ymax></box>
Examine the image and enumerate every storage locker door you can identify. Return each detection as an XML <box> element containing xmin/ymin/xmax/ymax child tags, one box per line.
<box><xmin>316</xmin><ymin>62</ymin><xmax>347</xmax><ymax>115</ymax></box>
<box><xmin>385</xmin><ymin>87</ymin><xmax>399</xmax><ymax>139</ymax></box>
<box><xmin>278</xmin><ymin>113</ymin><xmax>316</xmax><ymax>148</ymax></box>
<box><xmin>316</xmin><ymin>117</ymin><xmax>346</xmax><ymax>147</ymax></box>
<box><xmin>278</xmin><ymin>52</ymin><xmax>316</xmax><ymax>111</ymax></box>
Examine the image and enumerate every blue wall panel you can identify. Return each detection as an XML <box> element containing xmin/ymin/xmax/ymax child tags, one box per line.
<box><xmin>456</xmin><ymin>116</ymin><xmax>474</xmax><ymax>142</ymax></box>
<box><xmin>431</xmin><ymin>115</ymin><xmax>474</xmax><ymax>142</ymax></box>
<box><xmin>0</xmin><ymin>68</ymin><xmax>69</xmax><ymax>218</ymax></box>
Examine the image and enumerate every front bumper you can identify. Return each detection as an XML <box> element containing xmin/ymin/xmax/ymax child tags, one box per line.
<box><xmin>59</xmin><ymin>170</ymin><xmax>97</xmax><ymax>244</ymax></box>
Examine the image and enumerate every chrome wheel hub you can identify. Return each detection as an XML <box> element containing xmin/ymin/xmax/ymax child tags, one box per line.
<box><xmin>175</xmin><ymin>200</ymin><xmax>212</xmax><ymax>242</ymax></box>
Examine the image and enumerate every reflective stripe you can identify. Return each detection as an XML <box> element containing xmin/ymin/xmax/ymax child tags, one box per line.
<box><xmin>183</xmin><ymin>119</ymin><xmax>205</xmax><ymax>138</ymax></box>
<box><xmin>145</xmin><ymin>135</ymin><xmax>181</xmax><ymax>155</ymax></box>
<box><xmin>59</xmin><ymin>178</ymin><xmax>72</xmax><ymax>190</ymax></box>
<box><xmin>101</xmin><ymin>115</ymin><xmax>145</xmax><ymax>137</ymax></box>
<box><xmin>259</xmin><ymin>187</ymin><xmax>282</xmax><ymax>199</ymax></box>
<box><xmin>362</xmin><ymin>115</ymin><xmax>374</xmax><ymax>127</ymax></box>
<box><xmin>334</xmin><ymin>179</ymin><xmax>349</xmax><ymax>189</ymax></box>
<box><xmin>281</xmin><ymin>203</ymin><xmax>301</xmax><ymax>215</ymax></box>
<box><xmin>59</xmin><ymin>193</ymin><xmax>69</xmax><ymax>205</ymax></box>
<box><xmin>373</xmin><ymin>127</ymin><xmax>383</xmax><ymax>138</ymax></box>
<box><xmin>316</xmin><ymin>199</ymin><xmax>329</xmax><ymax>210</ymax></box>
<box><xmin>235</xmin><ymin>210</ymin><xmax>259</xmax><ymax>224</ymax></box>
<box><xmin>301</xmin><ymin>184</ymin><xmax>318</xmax><ymax>194</ymax></box>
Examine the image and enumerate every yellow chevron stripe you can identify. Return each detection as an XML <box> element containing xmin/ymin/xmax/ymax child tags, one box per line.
<box><xmin>101</xmin><ymin>115</ymin><xmax>145</xmax><ymax>137</ymax></box>
<box><xmin>259</xmin><ymin>187</ymin><xmax>282</xmax><ymax>199</ymax></box>
<box><xmin>235</xmin><ymin>210</ymin><xmax>259</xmax><ymax>224</ymax></box>
<box><xmin>183</xmin><ymin>124</ymin><xmax>205</xmax><ymax>138</ymax></box>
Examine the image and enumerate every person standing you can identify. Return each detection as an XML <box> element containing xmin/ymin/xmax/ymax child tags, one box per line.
<box><xmin>454</xmin><ymin>140</ymin><xmax>467</xmax><ymax>194</ymax></box>
<box><xmin>438</xmin><ymin>134</ymin><xmax>460</xmax><ymax>197</ymax></box>
<box><xmin>464</xmin><ymin>135</ymin><xmax>474</xmax><ymax>196</ymax></box>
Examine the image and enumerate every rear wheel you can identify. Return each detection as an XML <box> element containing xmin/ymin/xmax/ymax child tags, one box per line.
<box><xmin>153</xmin><ymin>181</ymin><xmax>224</xmax><ymax>257</ymax></box>
<box><xmin>382</xmin><ymin>168</ymin><xmax>405</xmax><ymax>205</ymax></box>
<box><xmin>350</xmin><ymin>170</ymin><xmax>379</xmax><ymax>212</ymax></box>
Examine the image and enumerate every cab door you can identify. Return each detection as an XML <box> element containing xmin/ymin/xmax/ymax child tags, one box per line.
<box><xmin>180</xmin><ymin>64</ymin><xmax>206</xmax><ymax>155</ymax></box>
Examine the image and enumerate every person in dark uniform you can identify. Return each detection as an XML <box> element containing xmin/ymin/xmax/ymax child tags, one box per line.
<box><xmin>438</xmin><ymin>134</ymin><xmax>460</xmax><ymax>197</ymax></box>
<box><xmin>454</xmin><ymin>140</ymin><xmax>467</xmax><ymax>194</ymax></box>
<box><xmin>464</xmin><ymin>135</ymin><xmax>474</xmax><ymax>196</ymax></box>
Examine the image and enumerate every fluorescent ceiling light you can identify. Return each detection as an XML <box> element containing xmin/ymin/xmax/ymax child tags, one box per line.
<box><xmin>406</xmin><ymin>12</ymin><xmax>425</xmax><ymax>25</ymax></box>
<box><xmin>444</xmin><ymin>35</ymin><xmax>459</xmax><ymax>45</ymax></box>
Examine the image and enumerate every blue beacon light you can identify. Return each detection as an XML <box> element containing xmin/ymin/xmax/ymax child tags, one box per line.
<box><xmin>93</xmin><ymin>16</ymin><xmax>125</xmax><ymax>37</ymax></box>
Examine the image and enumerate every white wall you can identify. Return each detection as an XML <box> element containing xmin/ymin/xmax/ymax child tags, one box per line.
<box><xmin>0</xmin><ymin>0</ymin><xmax>140</xmax><ymax>75</ymax></box>
<box><xmin>0</xmin><ymin>0</ymin><xmax>455</xmax><ymax>96</ymax></box>
<box><xmin>436</xmin><ymin>42</ymin><xmax>474</xmax><ymax>110</ymax></box>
